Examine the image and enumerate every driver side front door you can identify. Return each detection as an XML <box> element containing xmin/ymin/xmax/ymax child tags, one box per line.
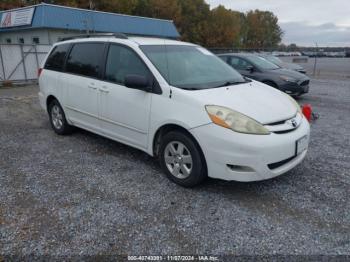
<box><xmin>99</xmin><ymin>44</ymin><xmax>153</xmax><ymax>150</ymax></box>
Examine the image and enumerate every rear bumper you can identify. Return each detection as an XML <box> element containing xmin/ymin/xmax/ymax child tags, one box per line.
<box><xmin>190</xmin><ymin>117</ymin><xmax>310</xmax><ymax>182</ymax></box>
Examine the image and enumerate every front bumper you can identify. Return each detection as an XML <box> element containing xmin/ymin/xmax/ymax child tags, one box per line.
<box><xmin>279</xmin><ymin>80</ymin><xmax>310</xmax><ymax>95</ymax></box>
<box><xmin>190</xmin><ymin>117</ymin><xmax>310</xmax><ymax>182</ymax></box>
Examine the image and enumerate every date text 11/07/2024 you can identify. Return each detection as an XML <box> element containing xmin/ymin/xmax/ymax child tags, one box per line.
<box><xmin>127</xmin><ymin>255</ymin><xmax>219</xmax><ymax>261</ymax></box>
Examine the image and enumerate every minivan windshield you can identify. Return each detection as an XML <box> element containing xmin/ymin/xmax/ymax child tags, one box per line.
<box><xmin>140</xmin><ymin>45</ymin><xmax>246</xmax><ymax>90</ymax></box>
<box><xmin>246</xmin><ymin>55</ymin><xmax>280</xmax><ymax>70</ymax></box>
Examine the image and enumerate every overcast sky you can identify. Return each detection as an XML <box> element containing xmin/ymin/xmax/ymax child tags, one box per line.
<box><xmin>206</xmin><ymin>0</ymin><xmax>350</xmax><ymax>47</ymax></box>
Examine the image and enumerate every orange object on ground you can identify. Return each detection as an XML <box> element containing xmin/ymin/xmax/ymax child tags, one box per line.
<box><xmin>302</xmin><ymin>104</ymin><xmax>312</xmax><ymax>122</ymax></box>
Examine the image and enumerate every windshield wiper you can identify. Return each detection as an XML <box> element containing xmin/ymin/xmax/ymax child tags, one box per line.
<box><xmin>214</xmin><ymin>80</ymin><xmax>247</xmax><ymax>88</ymax></box>
<box><xmin>178</xmin><ymin>79</ymin><xmax>249</xmax><ymax>90</ymax></box>
<box><xmin>179</xmin><ymin>87</ymin><xmax>199</xmax><ymax>90</ymax></box>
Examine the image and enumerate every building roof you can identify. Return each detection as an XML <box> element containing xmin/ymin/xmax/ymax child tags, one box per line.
<box><xmin>0</xmin><ymin>3</ymin><xmax>180</xmax><ymax>39</ymax></box>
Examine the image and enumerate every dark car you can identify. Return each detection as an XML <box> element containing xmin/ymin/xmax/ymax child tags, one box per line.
<box><xmin>259</xmin><ymin>54</ymin><xmax>307</xmax><ymax>74</ymax></box>
<box><xmin>218</xmin><ymin>53</ymin><xmax>310</xmax><ymax>96</ymax></box>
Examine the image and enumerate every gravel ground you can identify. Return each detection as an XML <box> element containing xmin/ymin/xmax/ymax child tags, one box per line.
<box><xmin>0</xmin><ymin>79</ymin><xmax>349</xmax><ymax>258</ymax></box>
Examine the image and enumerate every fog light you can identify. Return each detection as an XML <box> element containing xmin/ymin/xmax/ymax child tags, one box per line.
<box><xmin>227</xmin><ymin>164</ymin><xmax>255</xmax><ymax>172</ymax></box>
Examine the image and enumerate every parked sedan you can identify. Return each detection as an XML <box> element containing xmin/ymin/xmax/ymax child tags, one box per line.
<box><xmin>260</xmin><ymin>54</ymin><xmax>307</xmax><ymax>74</ymax></box>
<box><xmin>218</xmin><ymin>53</ymin><xmax>310</xmax><ymax>96</ymax></box>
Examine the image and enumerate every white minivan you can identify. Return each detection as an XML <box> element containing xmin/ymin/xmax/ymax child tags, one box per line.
<box><xmin>38</xmin><ymin>34</ymin><xmax>310</xmax><ymax>187</ymax></box>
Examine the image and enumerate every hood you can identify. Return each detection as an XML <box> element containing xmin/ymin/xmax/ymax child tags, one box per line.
<box><xmin>267</xmin><ymin>68</ymin><xmax>309</xmax><ymax>80</ymax></box>
<box><xmin>184</xmin><ymin>81</ymin><xmax>297</xmax><ymax>124</ymax></box>
<box><xmin>284</xmin><ymin>62</ymin><xmax>304</xmax><ymax>70</ymax></box>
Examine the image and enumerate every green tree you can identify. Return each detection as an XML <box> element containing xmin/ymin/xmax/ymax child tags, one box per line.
<box><xmin>205</xmin><ymin>5</ymin><xmax>241</xmax><ymax>48</ymax></box>
<box><xmin>244</xmin><ymin>10</ymin><xmax>283</xmax><ymax>48</ymax></box>
<box><xmin>177</xmin><ymin>0</ymin><xmax>210</xmax><ymax>44</ymax></box>
<box><xmin>149</xmin><ymin>0</ymin><xmax>181</xmax><ymax>22</ymax></box>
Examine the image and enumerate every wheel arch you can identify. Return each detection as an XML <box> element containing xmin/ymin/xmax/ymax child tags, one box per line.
<box><xmin>262</xmin><ymin>80</ymin><xmax>278</xmax><ymax>88</ymax></box>
<box><xmin>46</xmin><ymin>95</ymin><xmax>58</xmax><ymax>113</ymax></box>
<box><xmin>152</xmin><ymin>123</ymin><xmax>208</xmax><ymax>175</ymax></box>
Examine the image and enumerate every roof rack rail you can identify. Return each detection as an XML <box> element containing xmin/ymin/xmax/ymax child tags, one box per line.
<box><xmin>59</xmin><ymin>33</ymin><xmax>128</xmax><ymax>42</ymax></box>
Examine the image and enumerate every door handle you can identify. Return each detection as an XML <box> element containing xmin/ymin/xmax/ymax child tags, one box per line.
<box><xmin>99</xmin><ymin>86</ymin><xmax>109</xmax><ymax>93</ymax></box>
<box><xmin>88</xmin><ymin>83</ymin><xmax>97</xmax><ymax>90</ymax></box>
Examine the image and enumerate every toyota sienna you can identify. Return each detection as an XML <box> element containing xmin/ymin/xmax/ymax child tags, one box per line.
<box><xmin>38</xmin><ymin>34</ymin><xmax>310</xmax><ymax>187</ymax></box>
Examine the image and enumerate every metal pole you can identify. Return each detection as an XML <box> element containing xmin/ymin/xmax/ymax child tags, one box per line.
<box><xmin>0</xmin><ymin>45</ymin><xmax>6</xmax><ymax>80</ymax></box>
<box><xmin>313</xmin><ymin>42</ymin><xmax>318</xmax><ymax>77</ymax></box>
<box><xmin>20</xmin><ymin>44</ymin><xmax>28</xmax><ymax>82</ymax></box>
<box><xmin>34</xmin><ymin>45</ymin><xmax>40</xmax><ymax>72</ymax></box>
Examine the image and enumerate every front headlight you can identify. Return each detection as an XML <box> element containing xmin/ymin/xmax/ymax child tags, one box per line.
<box><xmin>285</xmin><ymin>94</ymin><xmax>301</xmax><ymax>114</ymax></box>
<box><xmin>280</xmin><ymin>75</ymin><xmax>298</xmax><ymax>83</ymax></box>
<box><xmin>205</xmin><ymin>105</ymin><xmax>270</xmax><ymax>135</ymax></box>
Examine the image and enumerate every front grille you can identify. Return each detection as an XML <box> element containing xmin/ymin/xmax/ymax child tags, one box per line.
<box><xmin>274</xmin><ymin>129</ymin><xmax>296</xmax><ymax>134</ymax></box>
<box><xmin>300</xmin><ymin>80</ymin><xmax>309</xmax><ymax>86</ymax></box>
<box><xmin>268</xmin><ymin>155</ymin><xmax>296</xmax><ymax>170</ymax></box>
<box><xmin>265</xmin><ymin>113</ymin><xmax>302</xmax><ymax>134</ymax></box>
<box><xmin>267</xmin><ymin>120</ymin><xmax>286</xmax><ymax>126</ymax></box>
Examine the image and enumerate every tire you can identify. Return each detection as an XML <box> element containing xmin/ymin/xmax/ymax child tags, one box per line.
<box><xmin>48</xmin><ymin>99</ymin><xmax>74</xmax><ymax>135</ymax></box>
<box><xmin>159</xmin><ymin>131</ymin><xmax>207</xmax><ymax>187</ymax></box>
<box><xmin>292</xmin><ymin>92</ymin><xmax>302</xmax><ymax>98</ymax></box>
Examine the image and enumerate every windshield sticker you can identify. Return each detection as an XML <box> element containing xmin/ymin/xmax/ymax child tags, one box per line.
<box><xmin>196</xmin><ymin>47</ymin><xmax>214</xmax><ymax>56</ymax></box>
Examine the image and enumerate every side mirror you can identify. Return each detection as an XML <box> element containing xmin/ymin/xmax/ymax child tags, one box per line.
<box><xmin>125</xmin><ymin>74</ymin><xmax>151</xmax><ymax>91</ymax></box>
<box><xmin>246</xmin><ymin>65</ymin><xmax>255</xmax><ymax>72</ymax></box>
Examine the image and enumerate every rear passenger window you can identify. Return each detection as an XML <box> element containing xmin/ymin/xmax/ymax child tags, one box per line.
<box><xmin>105</xmin><ymin>44</ymin><xmax>151</xmax><ymax>85</ymax></box>
<box><xmin>45</xmin><ymin>44</ymin><xmax>70</xmax><ymax>72</ymax></box>
<box><xmin>66</xmin><ymin>43</ymin><xmax>104</xmax><ymax>78</ymax></box>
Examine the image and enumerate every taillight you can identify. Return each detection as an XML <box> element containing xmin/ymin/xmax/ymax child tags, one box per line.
<box><xmin>38</xmin><ymin>68</ymin><xmax>43</xmax><ymax>78</ymax></box>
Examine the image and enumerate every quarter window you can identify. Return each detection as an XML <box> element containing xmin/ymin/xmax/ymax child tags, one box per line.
<box><xmin>66</xmin><ymin>43</ymin><xmax>105</xmax><ymax>78</ymax></box>
<box><xmin>105</xmin><ymin>44</ymin><xmax>151</xmax><ymax>85</ymax></box>
<box><xmin>44</xmin><ymin>44</ymin><xmax>71</xmax><ymax>72</ymax></box>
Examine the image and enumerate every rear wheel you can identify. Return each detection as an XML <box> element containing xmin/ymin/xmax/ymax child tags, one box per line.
<box><xmin>48</xmin><ymin>100</ymin><xmax>73</xmax><ymax>135</ymax></box>
<box><xmin>159</xmin><ymin>131</ymin><xmax>207</xmax><ymax>187</ymax></box>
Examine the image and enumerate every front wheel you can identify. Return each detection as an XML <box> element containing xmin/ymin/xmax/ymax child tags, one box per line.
<box><xmin>159</xmin><ymin>131</ymin><xmax>207</xmax><ymax>187</ymax></box>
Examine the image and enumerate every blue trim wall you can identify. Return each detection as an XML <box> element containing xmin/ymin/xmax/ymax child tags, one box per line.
<box><xmin>0</xmin><ymin>4</ymin><xmax>180</xmax><ymax>38</ymax></box>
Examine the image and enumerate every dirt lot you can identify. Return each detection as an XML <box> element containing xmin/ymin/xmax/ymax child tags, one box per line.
<box><xmin>0</xmin><ymin>79</ymin><xmax>349</xmax><ymax>258</ymax></box>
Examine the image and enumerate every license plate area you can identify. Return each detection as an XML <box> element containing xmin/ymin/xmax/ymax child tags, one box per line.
<box><xmin>296</xmin><ymin>135</ymin><xmax>308</xmax><ymax>155</ymax></box>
